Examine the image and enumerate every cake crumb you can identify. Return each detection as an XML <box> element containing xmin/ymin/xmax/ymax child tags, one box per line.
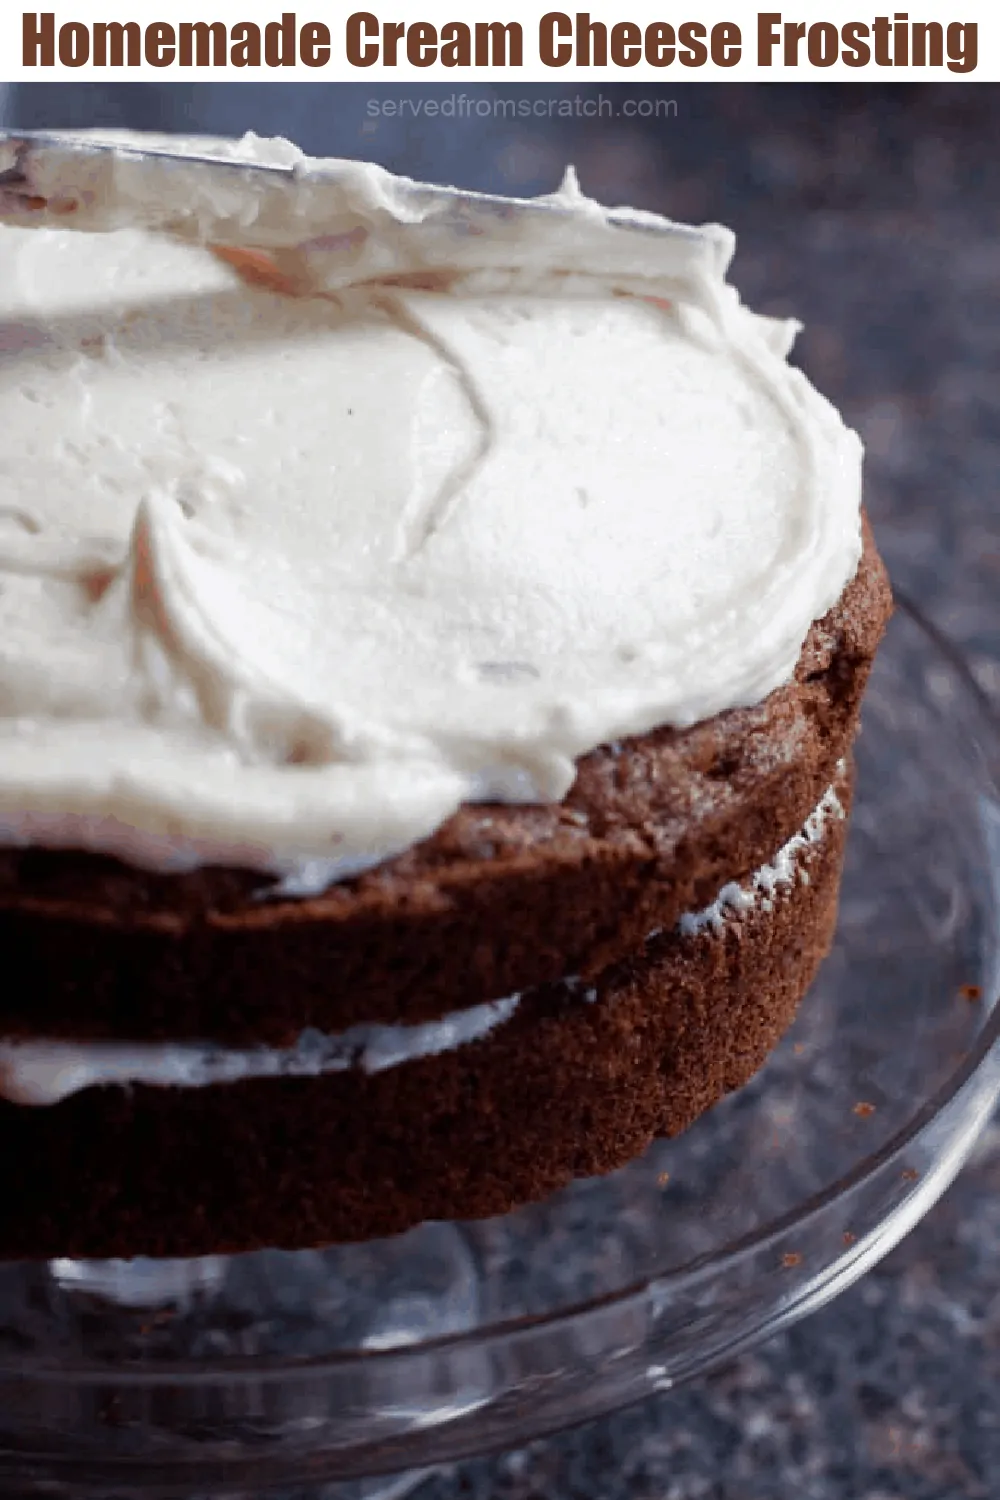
<box><xmin>843</xmin><ymin>1231</ymin><xmax>857</xmax><ymax>1246</ymax></box>
<box><xmin>959</xmin><ymin>983</ymin><xmax>982</xmax><ymax>1002</ymax></box>
<box><xmin>657</xmin><ymin>1171</ymin><xmax>671</xmax><ymax>1187</ymax></box>
<box><xmin>781</xmin><ymin>1251</ymin><xmax>802</xmax><ymax>1268</ymax></box>
<box><xmin>901</xmin><ymin>1167</ymin><xmax>920</xmax><ymax>1182</ymax></box>
<box><xmin>853</xmin><ymin>1101</ymin><xmax>876</xmax><ymax>1117</ymax></box>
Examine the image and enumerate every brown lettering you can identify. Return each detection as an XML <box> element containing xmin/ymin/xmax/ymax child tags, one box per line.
<box><xmin>611</xmin><ymin>20</ymin><xmax>641</xmax><ymax>66</ymax></box>
<box><xmin>872</xmin><ymin>16</ymin><xmax>892</xmax><ymax>63</ymax></box>
<box><xmin>23</xmin><ymin>11</ymin><xmax>55</xmax><ymax>66</ymax></box>
<box><xmin>841</xmin><ymin>22</ymin><xmax>871</xmax><ymax>66</ymax></box>
<box><xmin>345</xmin><ymin>11</ymin><xmax>378</xmax><ymax>66</ymax></box>
<box><xmin>645</xmin><ymin>20</ymin><xmax>675</xmax><ymax>65</ymax></box>
<box><xmin>911</xmin><ymin>20</ymin><xmax>943</xmax><ymax>64</ymax></box>
<box><xmin>407</xmin><ymin>20</ymin><xmax>437</xmax><ymax>65</ymax></box>
<box><xmin>440</xmin><ymin>20</ymin><xmax>471</xmax><ymax>65</ymax></box>
<box><xmin>230</xmin><ymin>21</ymin><xmax>261</xmax><ymax>66</ymax></box>
<box><xmin>264</xmin><ymin>12</ymin><xmax>296</xmax><ymax>65</ymax></box>
<box><xmin>711</xmin><ymin>21</ymin><xmax>741</xmax><ymax>65</ymax></box>
<box><xmin>145</xmin><ymin>21</ymin><xmax>175</xmax><ymax>66</ymax></box>
<box><xmin>382</xmin><ymin>20</ymin><xmax>405</xmax><ymax>65</ymax></box>
<box><xmin>93</xmin><ymin>21</ymin><xmax>140</xmax><ymax>66</ymax></box>
<box><xmin>474</xmin><ymin>20</ymin><xmax>522</xmax><ymax>65</ymax></box>
<box><xmin>678</xmin><ymin>20</ymin><xmax>707</xmax><ymax>65</ymax></box>
<box><xmin>300</xmin><ymin>21</ymin><xmax>331</xmax><ymax>66</ymax></box>
<box><xmin>807</xmin><ymin>20</ymin><xmax>838</xmax><ymax>66</ymax></box>
<box><xmin>575</xmin><ymin>14</ymin><xmax>606</xmax><ymax>66</ymax></box>
<box><xmin>539</xmin><ymin>11</ymin><xmax>572</xmax><ymax>66</ymax></box>
<box><xmin>58</xmin><ymin>20</ymin><xmax>89</xmax><ymax>65</ymax></box>
<box><xmin>757</xmin><ymin>11</ymin><xmax>781</xmax><ymax>64</ymax></box>
<box><xmin>784</xmin><ymin>20</ymin><xmax>806</xmax><ymax>63</ymax></box>
<box><xmin>947</xmin><ymin>20</ymin><xmax>977</xmax><ymax>72</ymax></box>
<box><xmin>178</xmin><ymin>21</ymin><xmax>227</xmax><ymax>65</ymax></box>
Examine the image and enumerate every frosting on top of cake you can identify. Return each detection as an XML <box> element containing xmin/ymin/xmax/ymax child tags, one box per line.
<box><xmin>0</xmin><ymin>133</ymin><xmax>863</xmax><ymax>887</ymax></box>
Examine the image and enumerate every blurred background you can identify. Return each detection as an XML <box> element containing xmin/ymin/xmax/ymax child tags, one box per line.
<box><xmin>2</xmin><ymin>79</ymin><xmax>999</xmax><ymax>1500</ymax></box>
<box><xmin>2</xmin><ymin>81</ymin><xmax>996</xmax><ymax>709</ymax></box>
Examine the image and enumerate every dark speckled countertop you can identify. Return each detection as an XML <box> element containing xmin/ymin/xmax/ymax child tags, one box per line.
<box><xmin>3</xmin><ymin>80</ymin><xmax>999</xmax><ymax>1499</ymax></box>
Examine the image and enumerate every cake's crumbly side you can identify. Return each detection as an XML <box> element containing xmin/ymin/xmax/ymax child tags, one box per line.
<box><xmin>0</xmin><ymin>764</ymin><xmax>851</xmax><ymax>1262</ymax></box>
<box><xmin>0</xmin><ymin>517</ymin><xmax>890</xmax><ymax>1045</ymax></box>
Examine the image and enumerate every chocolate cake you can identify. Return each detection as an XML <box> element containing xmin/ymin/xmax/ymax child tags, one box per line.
<box><xmin>0</xmin><ymin>133</ymin><xmax>891</xmax><ymax>1260</ymax></box>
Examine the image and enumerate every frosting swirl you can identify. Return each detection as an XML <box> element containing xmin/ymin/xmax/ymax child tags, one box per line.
<box><xmin>0</xmin><ymin>135</ymin><xmax>862</xmax><ymax>890</ymax></box>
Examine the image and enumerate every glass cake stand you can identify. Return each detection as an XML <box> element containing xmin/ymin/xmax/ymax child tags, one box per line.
<box><xmin>1</xmin><ymin>598</ymin><xmax>999</xmax><ymax>1499</ymax></box>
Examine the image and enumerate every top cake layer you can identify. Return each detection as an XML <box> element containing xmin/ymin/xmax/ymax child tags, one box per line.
<box><xmin>0</xmin><ymin>134</ymin><xmax>862</xmax><ymax>887</ymax></box>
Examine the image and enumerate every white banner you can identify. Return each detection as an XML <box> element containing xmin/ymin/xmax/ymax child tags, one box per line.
<box><xmin>0</xmin><ymin>0</ymin><xmax>993</xmax><ymax>81</ymax></box>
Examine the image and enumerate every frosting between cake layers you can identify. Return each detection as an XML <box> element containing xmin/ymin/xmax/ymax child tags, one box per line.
<box><xmin>677</xmin><ymin>778</ymin><xmax>845</xmax><ymax>935</ymax></box>
<box><xmin>0</xmin><ymin>783</ymin><xmax>840</xmax><ymax>1106</ymax></box>
<box><xmin>0</xmin><ymin>996</ymin><xmax>522</xmax><ymax>1108</ymax></box>
<box><xmin>0</xmin><ymin>133</ymin><xmax>863</xmax><ymax>888</ymax></box>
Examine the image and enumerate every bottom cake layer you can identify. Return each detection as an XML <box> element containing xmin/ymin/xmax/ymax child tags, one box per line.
<box><xmin>0</xmin><ymin>766</ymin><xmax>852</xmax><ymax>1261</ymax></box>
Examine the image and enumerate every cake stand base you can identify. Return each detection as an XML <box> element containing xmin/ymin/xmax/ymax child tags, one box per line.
<box><xmin>1</xmin><ymin>601</ymin><xmax>999</xmax><ymax>1497</ymax></box>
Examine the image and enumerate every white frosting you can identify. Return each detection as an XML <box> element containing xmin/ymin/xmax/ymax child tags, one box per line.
<box><xmin>0</xmin><ymin>995</ymin><xmax>520</xmax><ymax>1107</ymax></box>
<box><xmin>0</xmin><ymin>132</ymin><xmax>862</xmax><ymax>887</ymax></box>
<box><xmin>0</xmin><ymin>129</ymin><xmax>734</xmax><ymax>307</ymax></box>
<box><xmin>678</xmin><ymin>775</ymin><xmax>845</xmax><ymax>936</ymax></box>
<box><xmin>0</xmin><ymin>784</ymin><xmax>840</xmax><ymax>1107</ymax></box>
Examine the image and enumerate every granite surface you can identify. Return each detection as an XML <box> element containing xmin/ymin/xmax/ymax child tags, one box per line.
<box><xmin>2</xmin><ymin>81</ymin><xmax>999</xmax><ymax>1499</ymax></box>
